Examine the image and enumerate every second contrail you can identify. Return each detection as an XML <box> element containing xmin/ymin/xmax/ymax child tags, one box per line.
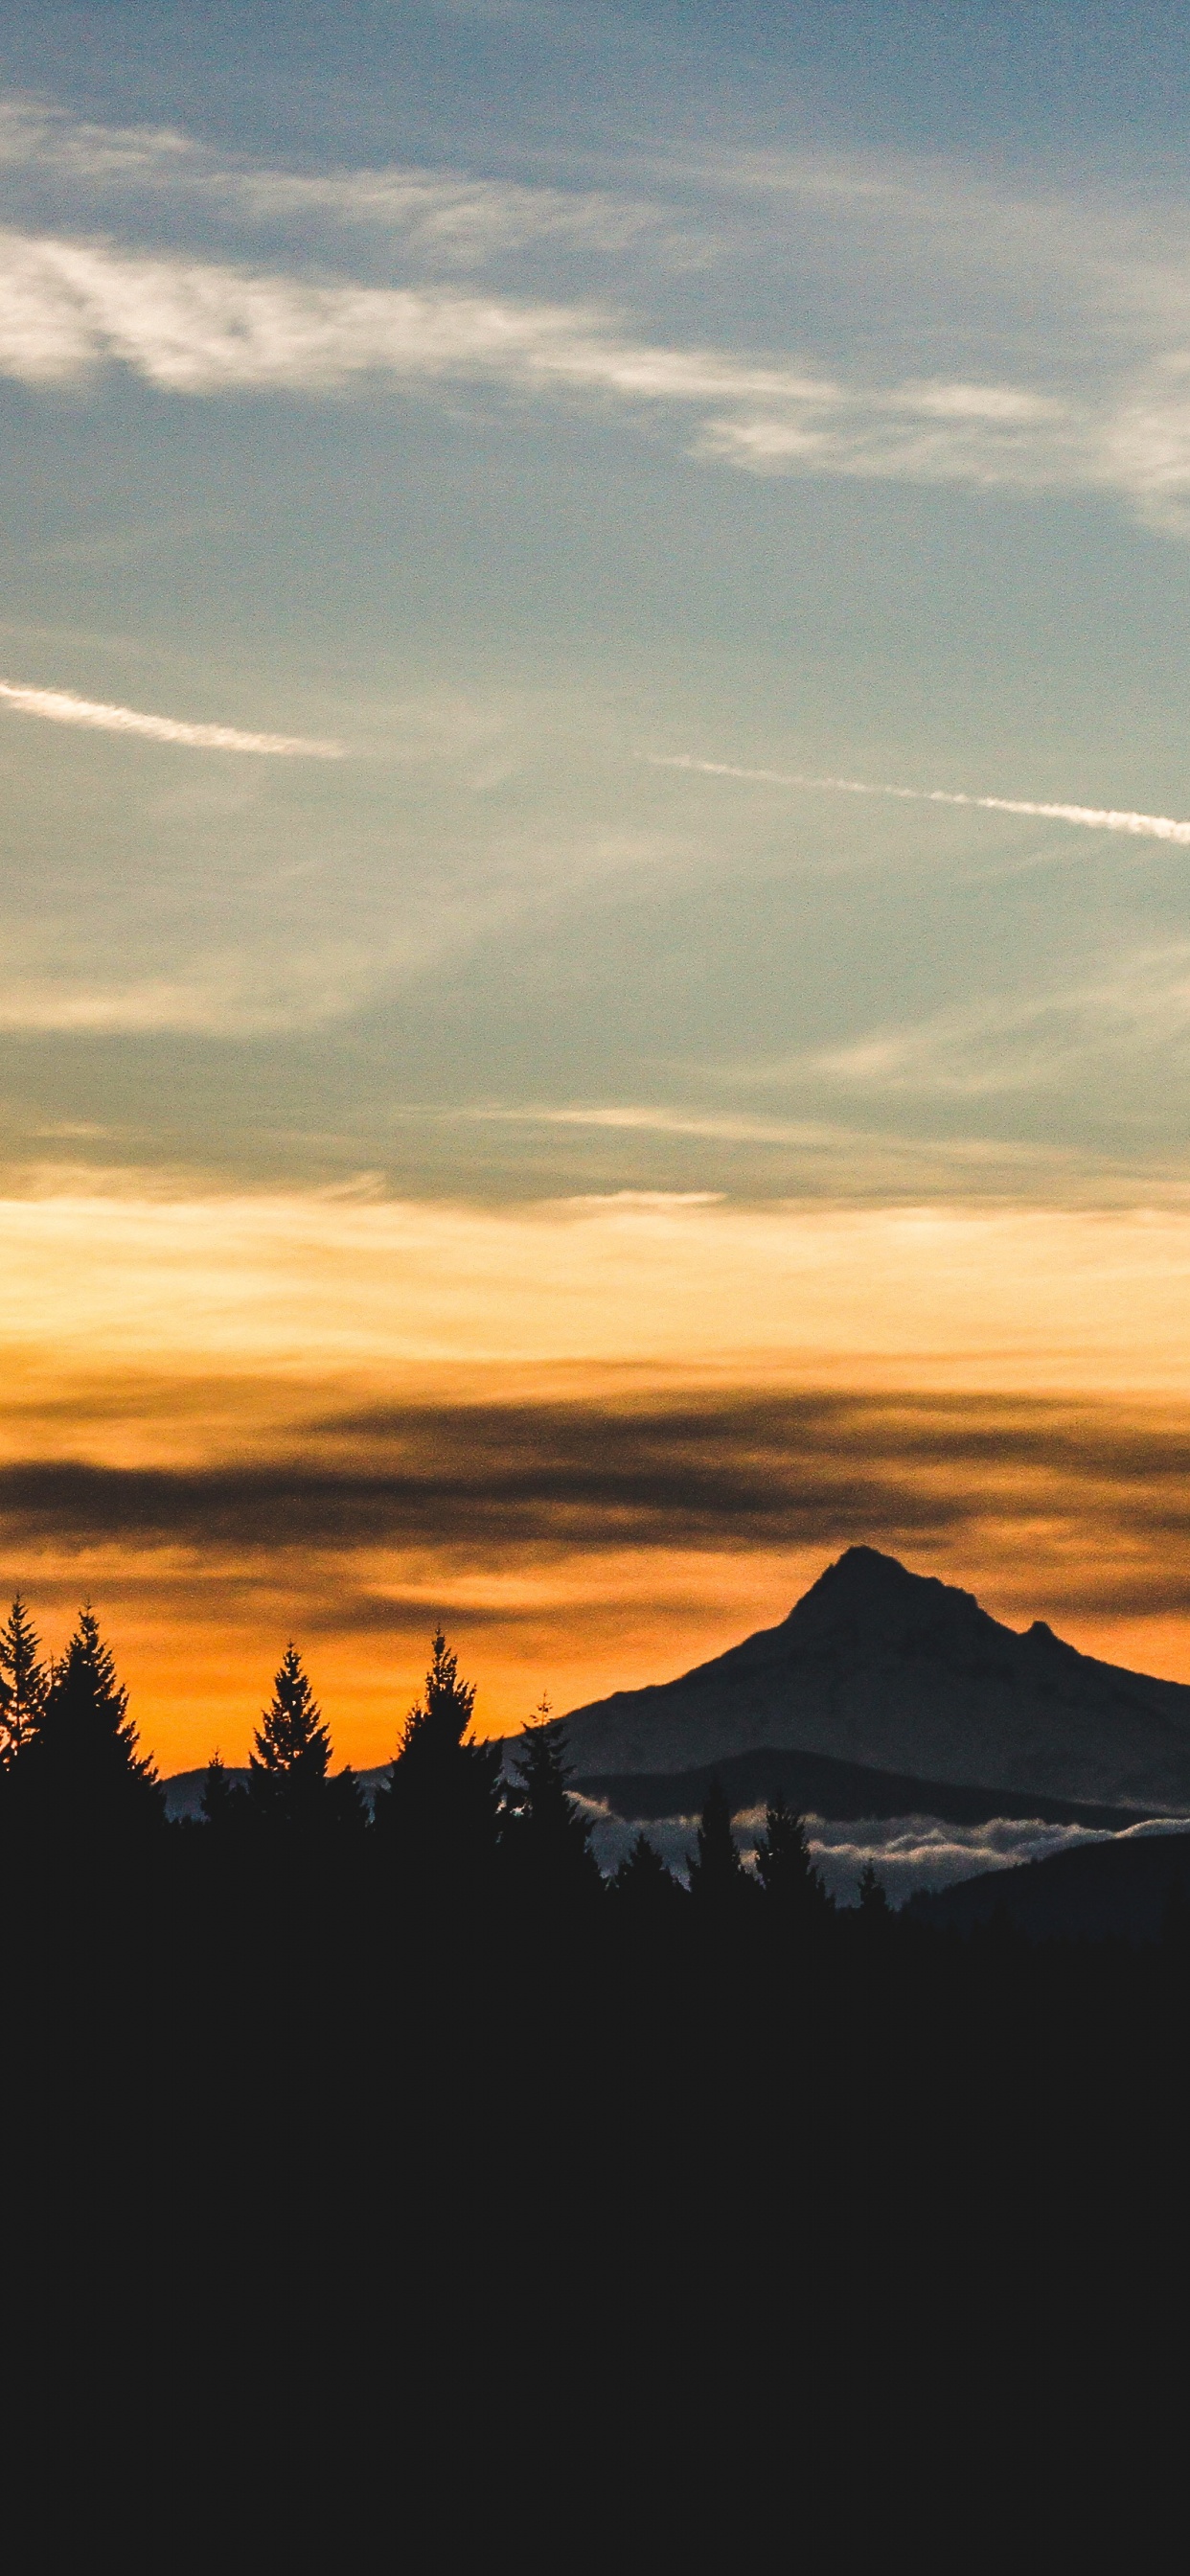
<box><xmin>651</xmin><ymin>754</ymin><xmax>1190</xmax><ymax>848</ymax></box>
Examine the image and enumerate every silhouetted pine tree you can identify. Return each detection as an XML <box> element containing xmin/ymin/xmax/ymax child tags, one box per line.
<box><xmin>19</xmin><ymin>1605</ymin><xmax>163</xmax><ymax>1835</ymax></box>
<box><xmin>687</xmin><ymin>1779</ymin><xmax>751</xmax><ymax>1917</ymax></box>
<box><xmin>609</xmin><ymin>1828</ymin><xmax>686</xmax><ymax>1923</ymax></box>
<box><xmin>0</xmin><ymin>1596</ymin><xmax>46</xmax><ymax>1765</ymax></box>
<box><xmin>753</xmin><ymin>1796</ymin><xmax>828</xmax><ymax>1928</ymax></box>
<box><xmin>374</xmin><ymin>1630</ymin><xmax>502</xmax><ymax>1893</ymax></box>
<box><xmin>202</xmin><ymin>1750</ymin><xmax>234</xmax><ymax>1822</ymax></box>
<box><xmin>247</xmin><ymin>1645</ymin><xmax>364</xmax><ymax>1834</ymax></box>
<box><xmin>857</xmin><ymin>1861</ymin><xmax>890</xmax><ymax>1918</ymax></box>
<box><xmin>201</xmin><ymin>1749</ymin><xmax>249</xmax><ymax>1839</ymax></box>
<box><xmin>504</xmin><ymin>1706</ymin><xmax>603</xmax><ymax>1912</ymax></box>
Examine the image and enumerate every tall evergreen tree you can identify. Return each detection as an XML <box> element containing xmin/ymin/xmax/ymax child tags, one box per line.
<box><xmin>374</xmin><ymin>1630</ymin><xmax>502</xmax><ymax>1891</ymax></box>
<box><xmin>855</xmin><ymin>1860</ymin><xmax>893</xmax><ymax>1982</ymax></box>
<box><xmin>609</xmin><ymin>1829</ymin><xmax>685</xmax><ymax>1923</ymax></box>
<box><xmin>753</xmin><ymin>1796</ymin><xmax>829</xmax><ymax>1927</ymax></box>
<box><xmin>19</xmin><ymin>1604</ymin><xmax>163</xmax><ymax>1834</ymax></box>
<box><xmin>247</xmin><ymin>1645</ymin><xmax>363</xmax><ymax>1833</ymax></box>
<box><xmin>0</xmin><ymin>1596</ymin><xmax>46</xmax><ymax>1765</ymax></box>
<box><xmin>687</xmin><ymin>1779</ymin><xmax>751</xmax><ymax>1916</ymax></box>
<box><xmin>399</xmin><ymin>1630</ymin><xmax>476</xmax><ymax>1762</ymax></box>
<box><xmin>504</xmin><ymin>1706</ymin><xmax>603</xmax><ymax>1911</ymax></box>
<box><xmin>201</xmin><ymin>1749</ymin><xmax>247</xmax><ymax>1837</ymax></box>
<box><xmin>857</xmin><ymin>1860</ymin><xmax>890</xmax><ymax>1917</ymax></box>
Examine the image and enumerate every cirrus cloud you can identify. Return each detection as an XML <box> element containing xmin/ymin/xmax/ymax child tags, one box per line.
<box><xmin>11</xmin><ymin>93</ymin><xmax>1190</xmax><ymax>528</ymax></box>
<box><xmin>0</xmin><ymin>94</ymin><xmax>679</xmax><ymax>265</ymax></box>
<box><xmin>6</xmin><ymin>217</ymin><xmax>1190</xmax><ymax>527</ymax></box>
<box><xmin>0</xmin><ymin>218</ymin><xmax>1187</xmax><ymax>528</ymax></box>
<box><xmin>0</xmin><ymin>224</ymin><xmax>838</xmax><ymax>402</ymax></box>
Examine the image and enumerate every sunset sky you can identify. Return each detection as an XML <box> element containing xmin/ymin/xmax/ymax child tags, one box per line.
<box><xmin>6</xmin><ymin>3</ymin><xmax>1190</xmax><ymax>1769</ymax></box>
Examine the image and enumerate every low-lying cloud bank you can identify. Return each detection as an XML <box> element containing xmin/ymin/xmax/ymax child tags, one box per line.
<box><xmin>577</xmin><ymin>1800</ymin><xmax>1190</xmax><ymax>1904</ymax></box>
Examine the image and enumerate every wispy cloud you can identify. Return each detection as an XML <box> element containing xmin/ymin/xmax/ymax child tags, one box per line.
<box><xmin>0</xmin><ymin>220</ymin><xmax>1182</xmax><ymax>522</ymax></box>
<box><xmin>217</xmin><ymin>163</ymin><xmax>672</xmax><ymax>265</ymax></box>
<box><xmin>797</xmin><ymin>947</ymin><xmax>1190</xmax><ymax>1100</ymax></box>
<box><xmin>0</xmin><ymin>980</ymin><xmax>296</xmax><ymax>1035</ymax></box>
<box><xmin>697</xmin><ymin>383</ymin><xmax>1087</xmax><ymax>492</ymax></box>
<box><xmin>0</xmin><ymin>96</ymin><xmax>674</xmax><ymax>265</ymax></box>
<box><xmin>464</xmin><ymin>1103</ymin><xmax>844</xmax><ymax>1144</ymax></box>
<box><xmin>652</xmin><ymin>755</ymin><xmax>1190</xmax><ymax>848</ymax></box>
<box><xmin>442</xmin><ymin>1101</ymin><xmax>1156</xmax><ymax>1197</ymax></box>
<box><xmin>14</xmin><ymin>97</ymin><xmax>1190</xmax><ymax>523</ymax></box>
<box><xmin>0</xmin><ymin>678</ymin><xmax>343</xmax><ymax>757</ymax></box>
<box><xmin>0</xmin><ymin>226</ymin><xmax>839</xmax><ymax>402</ymax></box>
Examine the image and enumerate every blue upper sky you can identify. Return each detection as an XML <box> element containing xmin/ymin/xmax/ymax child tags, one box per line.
<box><xmin>4</xmin><ymin>0</ymin><xmax>1190</xmax><ymax>1207</ymax></box>
<box><xmin>14</xmin><ymin>3</ymin><xmax>1190</xmax><ymax>172</ymax></box>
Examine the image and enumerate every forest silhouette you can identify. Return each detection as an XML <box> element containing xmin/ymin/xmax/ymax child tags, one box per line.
<box><xmin>2</xmin><ymin>1600</ymin><xmax>1179</xmax><ymax>2546</ymax></box>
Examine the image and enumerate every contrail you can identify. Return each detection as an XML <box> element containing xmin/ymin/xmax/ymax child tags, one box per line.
<box><xmin>0</xmin><ymin>678</ymin><xmax>344</xmax><ymax>757</ymax></box>
<box><xmin>651</xmin><ymin>754</ymin><xmax>1190</xmax><ymax>848</ymax></box>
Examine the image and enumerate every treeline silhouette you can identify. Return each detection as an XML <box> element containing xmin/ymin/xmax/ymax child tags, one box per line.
<box><xmin>3</xmin><ymin>1601</ymin><xmax>1182</xmax><ymax>2547</ymax></box>
<box><xmin>0</xmin><ymin>1597</ymin><xmax>897</xmax><ymax>1922</ymax></box>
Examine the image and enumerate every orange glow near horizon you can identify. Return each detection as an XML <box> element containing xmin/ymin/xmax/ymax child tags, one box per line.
<box><xmin>7</xmin><ymin>1179</ymin><xmax>1190</xmax><ymax>1772</ymax></box>
<box><xmin>45</xmin><ymin>1552</ymin><xmax>1190</xmax><ymax>1783</ymax></box>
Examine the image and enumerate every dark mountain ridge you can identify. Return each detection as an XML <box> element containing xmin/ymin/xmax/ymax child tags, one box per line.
<box><xmin>558</xmin><ymin>1546</ymin><xmax>1190</xmax><ymax>1812</ymax></box>
<box><xmin>572</xmin><ymin>1745</ymin><xmax>1138</xmax><ymax>1832</ymax></box>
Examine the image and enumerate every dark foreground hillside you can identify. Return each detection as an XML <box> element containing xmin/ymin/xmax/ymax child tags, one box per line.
<box><xmin>4</xmin><ymin>1613</ymin><xmax>1186</xmax><ymax>2547</ymax></box>
<box><xmin>910</xmin><ymin>1825</ymin><xmax>1190</xmax><ymax>1941</ymax></box>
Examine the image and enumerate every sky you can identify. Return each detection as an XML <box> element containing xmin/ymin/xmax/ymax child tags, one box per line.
<box><xmin>7</xmin><ymin>2</ymin><xmax>1190</xmax><ymax>1766</ymax></box>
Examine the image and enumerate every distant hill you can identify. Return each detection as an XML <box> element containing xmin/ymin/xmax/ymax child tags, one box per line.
<box><xmin>161</xmin><ymin>1764</ymin><xmax>392</xmax><ymax>1821</ymax></box>
<box><xmin>907</xmin><ymin>1829</ymin><xmax>1190</xmax><ymax>1944</ymax></box>
<box><xmin>572</xmin><ymin>1745</ymin><xmax>1138</xmax><ymax>1832</ymax></box>
<box><xmin>559</xmin><ymin>1547</ymin><xmax>1190</xmax><ymax>1811</ymax></box>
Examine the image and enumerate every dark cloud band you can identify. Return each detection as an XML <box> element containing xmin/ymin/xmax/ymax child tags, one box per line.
<box><xmin>2</xmin><ymin>1387</ymin><xmax>1189</xmax><ymax>1620</ymax></box>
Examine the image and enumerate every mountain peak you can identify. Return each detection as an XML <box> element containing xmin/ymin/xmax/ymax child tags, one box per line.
<box><xmin>783</xmin><ymin>1545</ymin><xmax>983</xmax><ymax>1646</ymax></box>
<box><xmin>560</xmin><ymin>1548</ymin><xmax>1190</xmax><ymax>1810</ymax></box>
<box><xmin>808</xmin><ymin>1545</ymin><xmax>937</xmax><ymax>1598</ymax></box>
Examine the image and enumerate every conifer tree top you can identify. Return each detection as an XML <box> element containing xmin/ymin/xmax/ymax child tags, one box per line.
<box><xmin>251</xmin><ymin>1643</ymin><xmax>332</xmax><ymax>1782</ymax></box>
<box><xmin>687</xmin><ymin>1777</ymin><xmax>749</xmax><ymax>1908</ymax></box>
<box><xmin>0</xmin><ymin>1595</ymin><xmax>47</xmax><ymax>1765</ymax></box>
<box><xmin>19</xmin><ymin>1603</ymin><xmax>162</xmax><ymax>1829</ymax></box>
<box><xmin>399</xmin><ymin>1630</ymin><xmax>478</xmax><ymax>1761</ymax></box>
<box><xmin>506</xmin><ymin>1704</ymin><xmax>602</xmax><ymax>1900</ymax></box>
<box><xmin>52</xmin><ymin>1604</ymin><xmax>156</xmax><ymax>1779</ymax></box>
